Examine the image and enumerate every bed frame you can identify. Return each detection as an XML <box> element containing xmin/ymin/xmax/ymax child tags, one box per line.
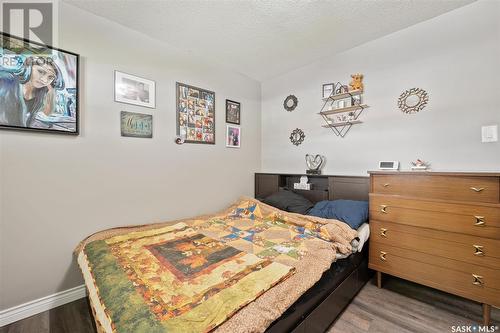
<box><xmin>255</xmin><ymin>173</ymin><xmax>372</xmax><ymax>333</ymax></box>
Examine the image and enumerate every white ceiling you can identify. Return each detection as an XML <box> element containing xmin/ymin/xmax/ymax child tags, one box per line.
<box><xmin>64</xmin><ymin>0</ymin><xmax>475</xmax><ymax>82</ymax></box>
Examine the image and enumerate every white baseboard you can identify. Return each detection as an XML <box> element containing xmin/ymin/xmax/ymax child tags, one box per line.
<box><xmin>0</xmin><ymin>285</ymin><xmax>87</xmax><ymax>327</ymax></box>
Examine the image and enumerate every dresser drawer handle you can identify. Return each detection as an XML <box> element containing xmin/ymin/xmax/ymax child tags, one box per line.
<box><xmin>474</xmin><ymin>216</ymin><xmax>485</xmax><ymax>226</ymax></box>
<box><xmin>473</xmin><ymin>245</ymin><xmax>485</xmax><ymax>256</ymax></box>
<box><xmin>380</xmin><ymin>251</ymin><xmax>387</xmax><ymax>261</ymax></box>
<box><xmin>470</xmin><ymin>187</ymin><xmax>485</xmax><ymax>193</ymax></box>
<box><xmin>472</xmin><ymin>274</ymin><xmax>484</xmax><ymax>286</ymax></box>
<box><xmin>383</xmin><ymin>183</ymin><xmax>390</xmax><ymax>187</ymax></box>
<box><xmin>380</xmin><ymin>228</ymin><xmax>388</xmax><ymax>237</ymax></box>
<box><xmin>380</xmin><ymin>205</ymin><xmax>388</xmax><ymax>214</ymax></box>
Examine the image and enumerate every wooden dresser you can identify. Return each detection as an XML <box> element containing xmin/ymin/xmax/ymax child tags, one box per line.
<box><xmin>368</xmin><ymin>171</ymin><xmax>500</xmax><ymax>325</ymax></box>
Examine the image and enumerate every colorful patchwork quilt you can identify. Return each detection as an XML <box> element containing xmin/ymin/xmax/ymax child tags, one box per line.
<box><xmin>76</xmin><ymin>198</ymin><xmax>357</xmax><ymax>333</ymax></box>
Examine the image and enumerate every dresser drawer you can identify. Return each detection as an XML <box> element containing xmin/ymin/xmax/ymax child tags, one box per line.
<box><xmin>370</xmin><ymin>194</ymin><xmax>500</xmax><ymax>239</ymax></box>
<box><xmin>369</xmin><ymin>242</ymin><xmax>500</xmax><ymax>307</ymax></box>
<box><xmin>372</xmin><ymin>174</ymin><xmax>499</xmax><ymax>203</ymax></box>
<box><xmin>371</xmin><ymin>220</ymin><xmax>500</xmax><ymax>269</ymax></box>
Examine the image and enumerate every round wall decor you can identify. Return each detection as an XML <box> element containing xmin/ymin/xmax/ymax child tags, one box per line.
<box><xmin>290</xmin><ymin>128</ymin><xmax>305</xmax><ymax>146</ymax></box>
<box><xmin>284</xmin><ymin>95</ymin><xmax>298</xmax><ymax>112</ymax></box>
<box><xmin>398</xmin><ymin>88</ymin><xmax>429</xmax><ymax>114</ymax></box>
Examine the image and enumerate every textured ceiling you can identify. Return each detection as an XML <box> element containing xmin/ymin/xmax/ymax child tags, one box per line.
<box><xmin>64</xmin><ymin>0</ymin><xmax>475</xmax><ymax>81</ymax></box>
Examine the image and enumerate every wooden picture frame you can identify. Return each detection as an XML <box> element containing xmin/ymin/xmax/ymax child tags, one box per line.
<box><xmin>225</xmin><ymin>99</ymin><xmax>240</xmax><ymax>125</ymax></box>
<box><xmin>176</xmin><ymin>82</ymin><xmax>215</xmax><ymax>144</ymax></box>
<box><xmin>0</xmin><ymin>32</ymin><xmax>79</xmax><ymax>135</ymax></box>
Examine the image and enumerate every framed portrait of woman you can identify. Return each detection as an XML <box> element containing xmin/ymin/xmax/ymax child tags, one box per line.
<box><xmin>0</xmin><ymin>32</ymin><xmax>80</xmax><ymax>134</ymax></box>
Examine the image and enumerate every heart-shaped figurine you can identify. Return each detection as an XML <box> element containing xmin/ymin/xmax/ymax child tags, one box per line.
<box><xmin>305</xmin><ymin>154</ymin><xmax>325</xmax><ymax>171</ymax></box>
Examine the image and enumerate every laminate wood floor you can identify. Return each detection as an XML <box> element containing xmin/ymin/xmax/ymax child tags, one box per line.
<box><xmin>1</xmin><ymin>276</ymin><xmax>498</xmax><ymax>333</ymax></box>
<box><xmin>329</xmin><ymin>276</ymin><xmax>499</xmax><ymax>333</ymax></box>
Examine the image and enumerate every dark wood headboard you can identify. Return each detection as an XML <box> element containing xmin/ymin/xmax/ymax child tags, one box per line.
<box><xmin>255</xmin><ymin>173</ymin><xmax>369</xmax><ymax>203</ymax></box>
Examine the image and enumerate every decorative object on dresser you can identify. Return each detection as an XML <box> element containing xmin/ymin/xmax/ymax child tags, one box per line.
<box><xmin>398</xmin><ymin>87</ymin><xmax>429</xmax><ymax>114</ymax></box>
<box><xmin>319</xmin><ymin>75</ymin><xmax>369</xmax><ymax>138</ymax></box>
<box><xmin>305</xmin><ymin>154</ymin><xmax>325</xmax><ymax>175</ymax></box>
<box><xmin>290</xmin><ymin>128</ymin><xmax>305</xmax><ymax>146</ymax></box>
<box><xmin>368</xmin><ymin>171</ymin><xmax>500</xmax><ymax>325</ymax></box>
<box><xmin>283</xmin><ymin>94</ymin><xmax>298</xmax><ymax>112</ymax></box>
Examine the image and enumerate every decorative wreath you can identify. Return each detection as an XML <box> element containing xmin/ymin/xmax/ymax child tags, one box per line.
<box><xmin>290</xmin><ymin>128</ymin><xmax>305</xmax><ymax>146</ymax></box>
<box><xmin>398</xmin><ymin>88</ymin><xmax>429</xmax><ymax>114</ymax></box>
<box><xmin>283</xmin><ymin>95</ymin><xmax>298</xmax><ymax>112</ymax></box>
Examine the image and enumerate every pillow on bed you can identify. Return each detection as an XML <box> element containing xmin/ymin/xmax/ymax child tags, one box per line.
<box><xmin>262</xmin><ymin>188</ymin><xmax>314</xmax><ymax>215</ymax></box>
<box><xmin>308</xmin><ymin>200</ymin><xmax>369</xmax><ymax>229</ymax></box>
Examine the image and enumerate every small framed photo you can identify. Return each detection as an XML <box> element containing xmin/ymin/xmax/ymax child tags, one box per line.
<box><xmin>226</xmin><ymin>125</ymin><xmax>241</xmax><ymax>148</ymax></box>
<box><xmin>114</xmin><ymin>71</ymin><xmax>156</xmax><ymax>108</ymax></box>
<box><xmin>340</xmin><ymin>85</ymin><xmax>349</xmax><ymax>93</ymax></box>
<box><xmin>226</xmin><ymin>99</ymin><xmax>241</xmax><ymax>124</ymax></box>
<box><xmin>120</xmin><ymin>111</ymin><xmax>153</xmax><ymax>138</ymax></box>
<box><xmin>322</xmin><ymin>83</ymin><xmax>335</xmax><ymax>98</ymax></box>
<box><xmin>351</xmin><ymin>95</ymin><xmax>362</xmax><ymax>106</ymax></box>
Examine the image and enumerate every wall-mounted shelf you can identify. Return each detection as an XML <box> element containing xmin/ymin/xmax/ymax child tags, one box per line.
<box><xmin>319</xmin><ymin>104</ymin><xmax>369</xmax><ymax>116</ymax></box>
<box><xmin>319</xmin><ymin>81</ymin><xmax>368</xmax><ymax>138</ymax></box>
<box><xmin>322</xmin><ymin>89</ymin><xmax>363</xmax><ymax>102</ymax></box>
<box><xmin>322</xmin><ymin>120</ymin><xmax>363</xmax><ymax>128</ymax></box>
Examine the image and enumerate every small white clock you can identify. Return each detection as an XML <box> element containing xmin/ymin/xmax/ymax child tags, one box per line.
<box><xmin>379</xmin><ymin>161</ymin><xmax>399</xmax><ymax>170</ymax></box>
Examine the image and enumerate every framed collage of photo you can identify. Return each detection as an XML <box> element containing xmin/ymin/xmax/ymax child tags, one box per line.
<box><xmin>0</xmin><ymin>32</ymin><xmax>79</xmax><ymax>134</ymax></box>
<box><xmin>176</xmin><ymin>82</ymin><xmax>215</xmax><ymax>144</ymax></box>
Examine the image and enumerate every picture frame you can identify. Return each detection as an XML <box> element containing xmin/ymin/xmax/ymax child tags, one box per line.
<box><xmin>114</xmin><ymin>71</ymin><xmax>156</xmax><ymax>108</ymax></box>
<box><xmin>322</xmin><ymin>83</ymin><xmax>335</xmax><ymax>98</ymax></box>
<box><xmin>176</xmin><ymin>82</ymin><xmax>215</xmax><ymax>144</ymax></box>
<box><xmin>120</xmin><ymin>111</ymin><xmax>153</xmax><ymax>138</ymax></box>
<box><xmin>0</xmin><ymin>32</ymin><xmax>79</xmax><ymax>135</ymax></box>
<box><xmin>225</xmin><ymin>99</ymin><xmax>240</xmax><ymax>124</ymax></box>
<box><xmin>226</xmin><ymin>125</ymin><xmax>240</xmax><ymax>148</ymax></box>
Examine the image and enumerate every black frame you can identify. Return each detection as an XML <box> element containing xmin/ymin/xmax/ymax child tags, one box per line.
<box><xmin>0</xmin><ymin>32</ymin><xmax>80</xmax><ymax>135</ymax></box>
<box><xmin>322</xmin><ymin>83</ymin><xmax>335</xmax><ymax>99</ymax></box>
<box><xmin>176</xmin><ymin>82</ymin><xmax>215</xmax><ymax>145</ymax></box>
<box><xmin>225</xmin><ymin>99</ymin><xmax>240</xmax><ymax>125</ymax></box>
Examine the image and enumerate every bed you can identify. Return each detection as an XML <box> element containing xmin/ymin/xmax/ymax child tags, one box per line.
<box><xmin>256</xmin><ymin>173</ymin><xmax>371</xmax><ymax>333</ymax></box>
<box><xmin>75</xmin><ymin>173</ymin><xmax>370</xmax><ymax>333</ymax></box>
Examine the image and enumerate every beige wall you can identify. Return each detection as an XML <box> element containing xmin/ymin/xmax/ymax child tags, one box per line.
<box><xmin>261</xmin><ymin>0</ymin><xmax>500</xmax><ymax>175</ymax></box>
<box><xmin>0</xmin><ymin>3</ymin><xmax>261</xmax><ymax>310</ymax></box>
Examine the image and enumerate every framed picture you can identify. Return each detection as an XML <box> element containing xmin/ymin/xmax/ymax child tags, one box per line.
<box><xmin>120</xmin><ymin>111</ymin><xmax>153</xmax><ymax>138</ymax></box>
<box><xmin>226</xmin><ymin>125</ymin><xmax>240</xmax><ymax>148</ymax></box>
<box><xmin>322</xmin><ymin>83</ymin><xmax>335</xmax><ymax>98</ymax></box>
<box><xmin>225</xmin><ymin>99</ymin><xmax>240</xmax><ymax>124</ymax></box>
<box><xmin>176</xmin><ymin>82</ymin><xmax>215</xmax><ymax>144</ymax></box>
<box><xmin>0</xmin><ymin>32</ymin><xmax>79</xmax><ymax>134</ymax></box>
<box><xmin>114</xmin><ymin>71</ymin><xmax>156</xmax><ymax>108</ymax></box>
